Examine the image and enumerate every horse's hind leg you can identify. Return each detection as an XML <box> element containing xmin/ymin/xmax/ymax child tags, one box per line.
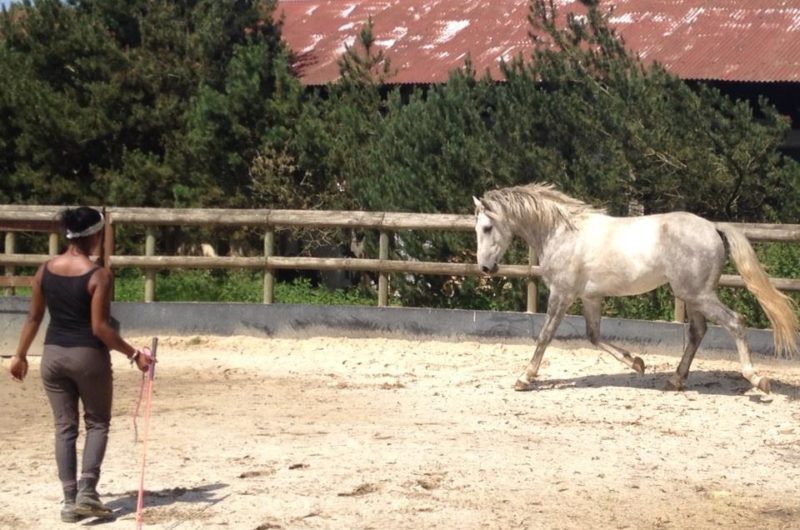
<box><xmin>693</xmin><ymin>294</ymin><xmax>770</xmax><ymax>393</ymax></box>
<box><xmin>582</xmin><ymin>297</ymin><xmax>645</xmax><ymax>374</ymax></box>
<box><xmin>665</xmin><ymin>305</ymin><xmax>706</xmax><ymax>391</ymax></box>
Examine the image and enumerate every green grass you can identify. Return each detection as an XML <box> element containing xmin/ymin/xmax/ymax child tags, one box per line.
<box><xmin>113</xmin><ymin>269</ymin><xmax>376</xmax><ymax>305</ymax></box>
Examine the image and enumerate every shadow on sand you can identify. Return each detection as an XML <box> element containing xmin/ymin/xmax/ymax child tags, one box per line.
<box><xmin>534</xmin><ymin>369</ymin><xmax>800</xmax><ymax>401</ymax></box>
<box><xmin>80</xmin><ymin>482</ymin><xmax>228</xmax><ymax>526</ymax></box>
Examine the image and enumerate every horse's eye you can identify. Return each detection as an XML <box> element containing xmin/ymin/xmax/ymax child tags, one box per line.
<box><xmin>483</xmin><ymin>225</ymin><xmax>492</xmax><ymax>234</ymax></box>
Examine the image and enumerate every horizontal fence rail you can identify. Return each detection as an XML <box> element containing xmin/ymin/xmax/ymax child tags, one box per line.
<box><xmin>2</xmin><ymin>205</ymin><xmax>800</xmax><ymax>321</ymax></box>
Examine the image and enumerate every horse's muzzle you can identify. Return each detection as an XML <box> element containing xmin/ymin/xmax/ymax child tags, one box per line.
<box><xmin>481</xmin><ymin>264</ymin><xmax>499</xmax><ymax>275</ymax></box>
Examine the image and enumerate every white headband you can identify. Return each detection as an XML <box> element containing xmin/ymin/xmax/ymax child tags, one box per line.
<box><xmin>65</xmin><ymin>212</ymin><xmax>105</xmax><ymax>240</ymax></box>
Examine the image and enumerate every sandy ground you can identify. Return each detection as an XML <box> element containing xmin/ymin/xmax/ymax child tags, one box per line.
<box><xmin>2</xmin><ymin>334</ymin><xmax>800</xmax><ymax>530</ymax></box>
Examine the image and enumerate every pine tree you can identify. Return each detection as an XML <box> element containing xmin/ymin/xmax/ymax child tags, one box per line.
<box><xmin>1</xmin><ymin>0</ymin><xmax>126</xmax><ymax>204</ymax></box>
<box><xmin>179</xmin><ymin>0</ymin><xmax>305</xmax><ymax>208</ymax></box>
<box><xmin>512</xmin><ymin>0</ymin><xmax>800</xmax><ymax>220</ymax></box>
<box><xmin>0</xmin><ymin>0</ymin><xmax>300</xmax><ymax>208</ymax></box>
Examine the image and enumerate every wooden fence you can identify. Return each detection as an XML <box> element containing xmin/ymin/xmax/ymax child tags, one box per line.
<box><xmin>2</xmin><ymin>205</ymin><xmax>800</xmax><ymax>322</ymax></box>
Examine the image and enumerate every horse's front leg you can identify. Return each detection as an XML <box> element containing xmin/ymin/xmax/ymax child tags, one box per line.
<box><xmin>515</xmin><ymin>291</ymin><xmax>573</xmax><ymax>391</ymax></box>
<box><xmin>582</xmin><ymin>297</ymin><xmax>645</xmax><ymax>374</ymax></box>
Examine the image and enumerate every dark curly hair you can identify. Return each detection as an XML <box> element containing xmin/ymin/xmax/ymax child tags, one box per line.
<box><xmin>61</xmin><ymin>207</ymin><xmax>103</xmax><ymax>255</ymax></box>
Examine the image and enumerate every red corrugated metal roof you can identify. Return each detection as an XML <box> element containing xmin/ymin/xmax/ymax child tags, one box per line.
<box><xmin>276</xmin><ymin>0</ymin><xmax>800</xmax><ymax>85</ymax></box>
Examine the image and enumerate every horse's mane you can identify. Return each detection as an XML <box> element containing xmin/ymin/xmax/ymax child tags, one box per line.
<box><xmin>480</xmin><ymin>183</ymin><xmax>604</xmax><ymax>231</ymax></box>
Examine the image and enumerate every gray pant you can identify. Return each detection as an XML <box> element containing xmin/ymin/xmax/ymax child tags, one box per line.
<box><xmin>41</xmin><ymin>345</ymin><xmax>113</xmax><ymax>490</ymax></box>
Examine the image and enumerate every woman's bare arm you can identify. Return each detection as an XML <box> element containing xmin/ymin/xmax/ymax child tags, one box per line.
<box><xmin>89</xmin><ymin>268</ymin><xmax>137</xmax><ymax>358</ymax></box>
<box><xmin>10</xmin><ymin>265</ymin><xmax>46</xmax><ymax>380</ymax></box>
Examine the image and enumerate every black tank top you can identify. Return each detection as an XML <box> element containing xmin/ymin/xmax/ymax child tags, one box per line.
<box><xmin>42</xmin><ymin>265</ymin><xmax>106</xmax><ymax>349</ymax></box>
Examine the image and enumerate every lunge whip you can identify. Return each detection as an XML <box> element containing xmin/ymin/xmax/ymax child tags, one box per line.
<box><xmin>134</xmin><ymin>337</ymin><xmax>158</xmax><ymax>529</ymax></box>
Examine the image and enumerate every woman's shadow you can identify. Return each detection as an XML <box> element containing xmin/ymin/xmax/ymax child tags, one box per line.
<box><xmin>81</xmin><ymin>482</ymin><xmax>228</xmax><ymax>526</ymax></box>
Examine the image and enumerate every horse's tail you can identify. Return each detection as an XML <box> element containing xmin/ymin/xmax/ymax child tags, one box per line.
<box><xmin>717</xmin><ymin>224</ymin><xmax>798</xmax><ymax>358</ymax></box>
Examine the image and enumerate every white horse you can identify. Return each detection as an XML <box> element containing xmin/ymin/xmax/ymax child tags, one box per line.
<box><xmin>473</xmin><ymin>183</ymin><xmax>798</xmax><ymax>393</ymax></box>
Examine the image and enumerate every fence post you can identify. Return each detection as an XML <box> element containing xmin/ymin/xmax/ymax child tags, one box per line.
<box><xmin>378</xmin><ymin>231</ymin><xmax>389</xmax><ymax>306</ymax></box>
<box><xmin>526</xmin><ymin>246</ymin><xmax>538</xmax><ymax>314</ymax></box>
<box><xmin>673</xmin><ymin>297</ymin><xmax>685</xmax><ymax>323</ymax></box>
<box><xmin>144</xmin><ymin>228</ymin><xmax>156</xmax><ymax>303</ymax></box>
<box><xmin>49</xmin><ymin>232</ymin><xmax>59</xmax><ymax>255</ymax></box>
<box><xmin>263</xmin><ymin>228</ymin><xmax>274</xmax><ymax>304</ymax></box>
<box><xmin>3</xmin><ymin>232</ymin><xmax>14</xmax><ymax>296</ymax></box>
<box><xmin>102</xmin><ymin>212</ymin><xmax>115</xmax><ymax>300</ymax></box>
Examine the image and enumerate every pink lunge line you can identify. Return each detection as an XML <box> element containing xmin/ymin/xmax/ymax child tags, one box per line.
<box><xmin>135</xmin><ymin>337</ymin><xmax>158</xmax><ymax>529</ymax></box>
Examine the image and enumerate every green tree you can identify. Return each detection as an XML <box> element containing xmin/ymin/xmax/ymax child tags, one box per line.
<box><xmin>511</xmin><ymin>0</ymin><xmax>800</xmax><ymax>220</ymax></box>
<box><xmin>1</xmin><ymin>0</ymin><xmax>298</xmax><ymax>209</ymax></box>
<box><xmin>1</xmin><ymin>0</ymin><xmax>127</xmax><ymax>204</ymax></box>
<box><xmin>318</xmin><ymin>16</ymin><xmax>395</xmax><ymax>210</ymax></box>
<box><xmin>180</xmin><ymin>0</ymin><xmax>304</xmax><ymax>208</ymax></box>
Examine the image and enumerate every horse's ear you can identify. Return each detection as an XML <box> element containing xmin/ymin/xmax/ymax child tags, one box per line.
<box><xmin>472</xmin><ymin>195</ymin><xmax>489</xmax><ymax>213</ymax></box>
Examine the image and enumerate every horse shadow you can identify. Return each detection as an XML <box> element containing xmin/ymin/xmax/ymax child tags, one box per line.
<box><xmin>537</xmin><ymin>370</ymin><xmax>800</xmax><ymax>401</ymax></box>
<box><xmin>81</xmin><ymin>482</ymin><xmax>228</xmax><ymax>526</ymax></box>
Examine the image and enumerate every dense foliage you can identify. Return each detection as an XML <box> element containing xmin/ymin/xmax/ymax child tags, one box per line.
<box><xmin>1</xmin><ymin>0</ymin><xmax>298</xmax><ymax>207</ymax></box>
<box><xmin>2</xmin><ymin>0</ymin><xmax>798</xmax><ymax>326</ymax></box>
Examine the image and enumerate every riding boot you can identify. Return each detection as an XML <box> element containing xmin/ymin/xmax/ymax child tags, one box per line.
<box><xmin>61</xmin><ymin>487</ymin><xmax>86</xmax><ymax>523</ymax></box>
<box><xmin>74</xmin><ymin>478</ymin><xmax>113</xmax><ymax>517</ymax></box>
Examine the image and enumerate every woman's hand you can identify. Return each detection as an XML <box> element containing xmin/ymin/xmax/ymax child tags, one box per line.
<box><xmin>133</xmin><ymin>347</ymin><xmax>153</xmax><ymax>373</ymax></box>
<box><xmin>9</xmin><ymin>356</ymin><xmax>28</xmax><ymax>381</ymax></box>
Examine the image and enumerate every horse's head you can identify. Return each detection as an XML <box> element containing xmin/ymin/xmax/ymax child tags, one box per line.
<box><xmin>473</xmin><ymin>196</ymin><xmax>513</xmax><ymax>275</ymax></box>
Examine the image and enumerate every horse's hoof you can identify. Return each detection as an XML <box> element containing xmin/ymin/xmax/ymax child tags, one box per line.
<box><xmin>632</xmin><ymin>356</ymin><xmax>645</xmax><ymax>374</ymax></box>
<box><xmin>664</xmin><ymin>376</ymin><xmax>684</xmax><ymax>392</ymax></box>
<box><xmin>514</xmin><ymin>379</ymin><xmax>535</xmax><ymax>392</ymax></box>
<box><xmin>757</xmin><ymin>377</ymin><xmax>771</xmax><ymax>394</ymax></box>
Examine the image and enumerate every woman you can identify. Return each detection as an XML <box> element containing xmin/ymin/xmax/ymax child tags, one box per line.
<box><xmin>8</xmin><ymin>206</ymin><xmax>152</xmax><ymax>523</ymax></box>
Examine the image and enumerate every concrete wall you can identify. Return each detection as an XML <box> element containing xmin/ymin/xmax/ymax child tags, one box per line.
<box><xmin>1</xmin><ymin>296</ymin><xmax>779</xmax><ymax>359</ymax></box>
